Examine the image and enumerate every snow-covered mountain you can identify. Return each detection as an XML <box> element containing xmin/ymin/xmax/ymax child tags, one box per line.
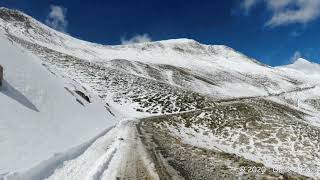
<box><xmin>285</xmin><ymin>58</ymin><xmax>320</xmax><ymax>74</ymax></box>
<box><xmin>278</xmin><ymin>58</ymin><xmax>320</xmax><ymax>84</ymax></box>
<box><xmin>1</xmin><ymin>7</ymin><xmax>314</xmax><ymax>100</ymax></box>
<box><xmin>1</xmin><ymin>7</ymin><xmax>320</xmax><ymax>179</ymax></box>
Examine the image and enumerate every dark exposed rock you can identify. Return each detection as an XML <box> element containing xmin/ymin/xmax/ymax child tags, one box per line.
<box><xmin>0</xmin><ymin>7</ymin><xmax>28</xmax><ymax>23</ymax></box>
<box><xmin>75</xmin><ymin>90</ymin><xmax>91</xmax><ymax>103</ymax></box>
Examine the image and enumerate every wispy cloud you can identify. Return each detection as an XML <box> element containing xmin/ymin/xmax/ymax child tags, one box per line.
<box><xmin>45</xmin><ymin>5</ymin><xmax>68</xmax><ymax>32</ymax></box>
<box><xmin>121</xmin><ymin>34</ymin><xmax>152</xmax><ymax>45</ymax></box>
<box><xmin>241</xmin><ymin>0</ymin><xmax>320</xmax><ymax>27</ymax></box>
<box><xmin>241</xmin><ymin>0</ymin><xmax>259</xmax><ymax>13</ymax></box>
<box><xmin>291</xmin><ymin>50</ymin><xmax>302</xmax><ymax>62</ymax></box>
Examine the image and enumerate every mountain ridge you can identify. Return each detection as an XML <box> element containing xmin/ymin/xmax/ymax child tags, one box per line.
<box><xmin>1</xmin><ymin>6</ymin><xmax>318</xmax><ymax>69</ymax></box>
<box><xmin>1</xmin><ymin>6</ymin><xmax>320</xmax><ymax>179</ymax></box>
<box><xmin>0</xmin><ymin>6</ymin><xmax>268</xmax><ymax>68</ymax></box>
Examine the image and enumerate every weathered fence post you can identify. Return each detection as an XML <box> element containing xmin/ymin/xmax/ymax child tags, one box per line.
<box><xmin>0</xmin><ymin>65</ymin><xmax>3</xmax><ymax>87</ymax></box>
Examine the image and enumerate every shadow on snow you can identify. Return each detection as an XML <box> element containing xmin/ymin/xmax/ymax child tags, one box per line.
<box><xmin>0</xmin><ymin>80</ymin><xmax>39</xmax><ymax>112</ymax></box>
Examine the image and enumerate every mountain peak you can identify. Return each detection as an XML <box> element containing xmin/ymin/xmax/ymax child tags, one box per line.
<box><xmin>116</xmin><ymin>38</ymin><xmax>208</xmax><ymax>53</ymax></box>
<box><xmin>284</xmin><ymin>57</ymin><xmax>320</xmax><ymax>75</ymax></box>
<box><xmin>0</xmin><ymin>7</ymin><xmax>266</xmax><ymax>68</ymax></box>
<box><xmin>293</xmin><ymin>58</ymin><xmax>312</xmax><ymax>65</ymax></box>
<box><xmin>156</xmin><ymin>38</ymin><xmax>199</xmax><ymax>44</ymax></box>
<box><xmin>119</xmin><ymin>38</ymin><xmax>202</xmax><ymax>48</ymax></box>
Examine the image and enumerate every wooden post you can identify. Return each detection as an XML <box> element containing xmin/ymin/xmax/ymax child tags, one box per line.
<box><xmin>0</xmin><ymin>65</ymin><xmax>3</xmax><ymax>87</ymax></box>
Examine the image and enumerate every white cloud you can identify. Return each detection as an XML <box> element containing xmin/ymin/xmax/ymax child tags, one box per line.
<box><xmin>45</xmin><ymin>5</ymin><xmax>68</xmax><ymax>32</ymax></box>
<box><xmin>267</xmin><ymin>0</ymin><xmax>292</xmax><ymax>10</ymax></box>
<box><xmin>241</xmin><ymin>0</ymin><xmax>260</xmax><ymax>12</ymax></box>
<box><xmin>121</xmin><ymin>34</ymin><xmax>152</xmax><ymax>45</ymax></box>
<box><xmin>241</xmin><ymin>0</ymin><xmax>320</xmax><ymax>27</ymax></box>
<box><xmin>291</xmin><ymin>51</ymin><xmax>302</xmax><ymax>62</ymax></box>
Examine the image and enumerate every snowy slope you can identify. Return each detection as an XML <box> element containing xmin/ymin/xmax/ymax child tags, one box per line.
<box><xmin>145</xmin><ymin>99</ymin><xmax>320</xmax><ymax>178</ymax></box>
<box><xmin>2</xmin><ymin>7</ymin><xmax>318</xmax><ymax>119</ymax></box>
<box><xmin>285</xmin><ymin>58</ymin><xmax>320</xmax><ymax>75</ymax></box>
<box><xmin>275</xmin><ymin>58</ymin><xmax>320</xmax><ymax>119</ymax></box>
<box><xmin>1</xmin><ymin>7</ymin><xmax>320</xmax><ymax>179</ymax></box>
<box><xmin>277</xmin><ymin>58</ymin><xmax>320</xmax><ymax>84</ymax></box>
<box><xmin>0</xmin><ymin>7</ymin><xmax>310</xmax><ymax>101</ymax></box>
<box><xmin>0</xmin><ymin>31</ymin><xmax>117</xmax><ymax>176</ymax></box>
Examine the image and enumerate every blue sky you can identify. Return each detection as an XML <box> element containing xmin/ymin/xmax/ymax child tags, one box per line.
<box><xmin>1</xmin><ymin>0</ymin><xmax>320</xmax><ymax>66</ymax></box>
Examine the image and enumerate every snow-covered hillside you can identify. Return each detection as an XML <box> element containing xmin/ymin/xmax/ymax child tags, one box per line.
<box><xmin>0</xmin><ymin>7</ymin><xmax>310</xmax><ymax>100</ymax></box>
<box><xmin>277</xmin><ymin>58</ymin><xmax>320</xmax><ymax>84</ymax></box>
<box><xmin>0</xmin><ymin>30</ymin><xmax>117</xmax><ymax>177</ymax></box>
<box><xmin>284</xmin><ymin>58</ymin><xmax>320</xmax><ymax>75</ymax></box>
<box><xmin>1</xmin><ymin>6</ymin><xmax>320</xmax><ymax>179</ymax></box>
